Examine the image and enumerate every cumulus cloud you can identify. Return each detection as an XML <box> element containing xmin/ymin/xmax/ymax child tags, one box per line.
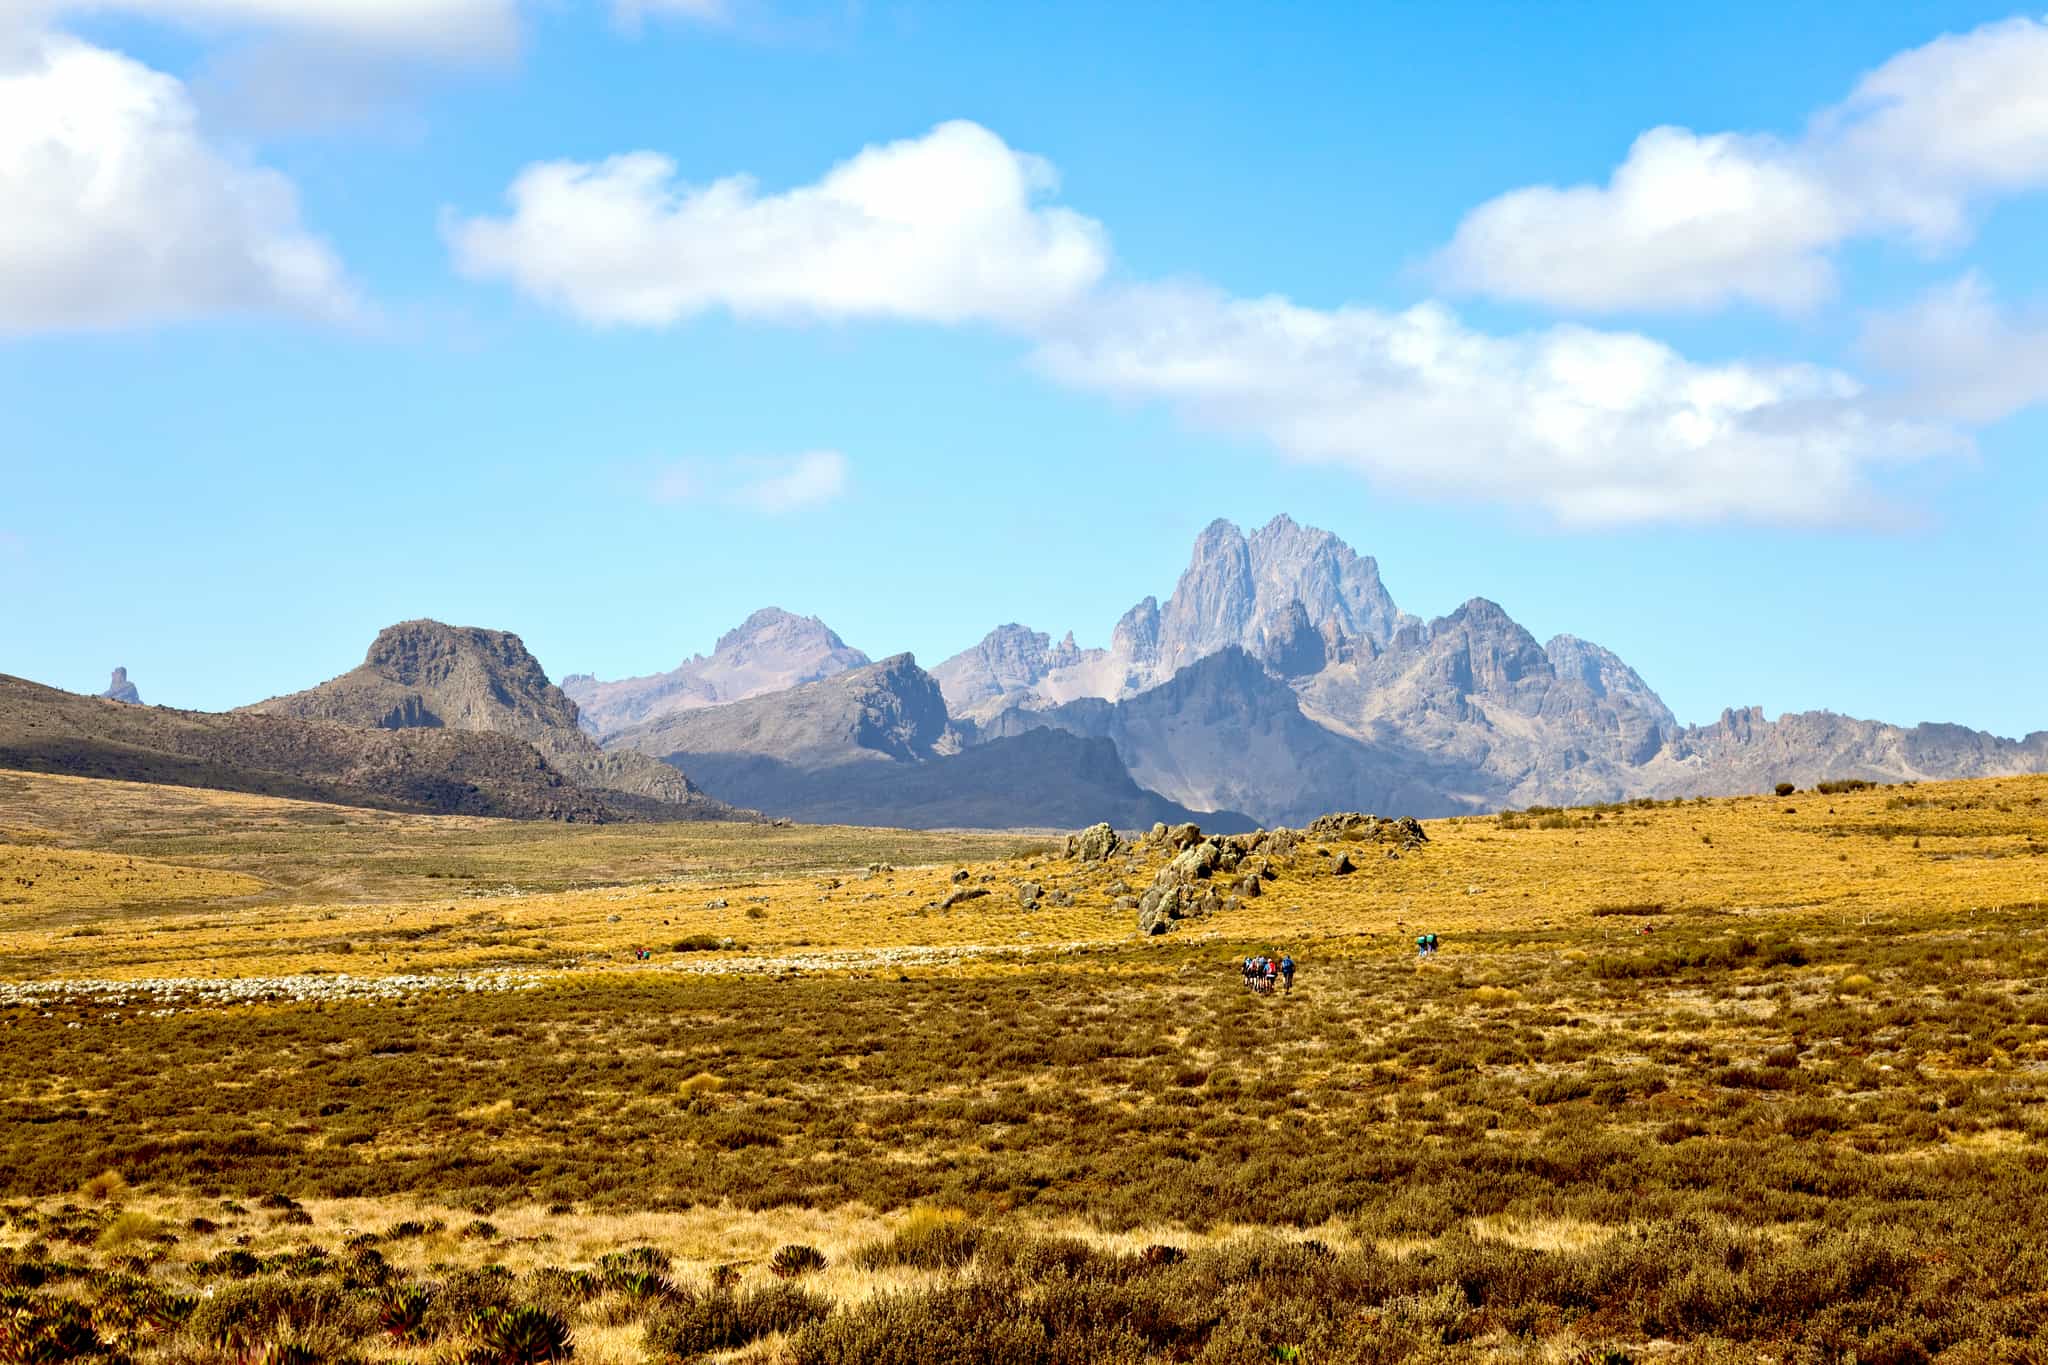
<box><xmin>0</xmin><ymin>32</ymin><xmax>357</xmax><ymax>335</ymax></box>
<box><xmin>1035</xmin><ymin>285</ymin><xmax>1960</xmax><ymax>526</ymax></box>
<box><xmin>1861</xmin><ymin>273</ymin><xmax>2048</xmax><ymax>424</ymax></box>
<box><xmin>446</xmin><ymin>120</ymin><xmax>1109</xmax><ymax>328</ymax></box>
<box><xmin>1432</xmin><ymin>15</ymin><xmax>2048</xmax><ymax>313</ymax></box>
<box><xmin>651</xmin><ymin>451</ymin><xmax>850</xmax><ymax>513</ymax></box>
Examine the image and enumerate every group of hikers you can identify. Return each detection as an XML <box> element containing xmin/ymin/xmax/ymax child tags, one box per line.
<box><xmin>1242</xmin><ymin>954</ymin><xmax>1296</xmax><ymax>994</ymax></box>
<box><xmin>1240</xmin><ymin>934</ymin><xmax>1443</xmax><ymax>992</ymax></box>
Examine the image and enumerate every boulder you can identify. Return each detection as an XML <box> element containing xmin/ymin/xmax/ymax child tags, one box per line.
<box><xmin>1259</xmin><ymin>828</ymin><xmax>1302</xmax><ymax>859</ymax></box>
<box><xmin>1165</xmin><ymin>822</ymin><xmax>1203</xmax><ymax>851</ymax></box>
<box><xmin>1071</xmin><ymin>822</ymin><xmax>1122</xmax><ymax>862</ymax></box>
<box><xmin>1165</xmin><ymin>840</ymin><xmax>1221</xmax><ymax>883</ymax></box>
<box><xmin>1017</xmin><ymin>881</ymin><xmax>1042</xmax><ymax>908</ymax></box>
<box><xmin>1235</xmin><ymin>874</ymin><xmax>1262</xmax><ymax>899</ymax></box>
<box><xmin>1331</xmin><ymin>852</ymin><xmax>1356</xmax><ymax>876</ymax></box>
<box><xmin>1048</xmin><ymin>889</ymin><xmax>1074</xmax><ymax>907</ymax></box>
<box><xmin>1137</xmin><ymin>882</ymin><xmax>1181</xmax><ymax>919</ymax></box>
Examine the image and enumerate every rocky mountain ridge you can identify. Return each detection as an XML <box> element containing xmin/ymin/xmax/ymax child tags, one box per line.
<box><xmin>601</xmin><ymin>653</ymin><xmax>1249</xmax><ymax>831</ymax></box>
<box><xmin>563</xmin><ymin>607</ymin><xmax>869</xmax><ymax>737</ymax></box>
<box><xmin>99</xmin><ymin>668</ymin><xmax>140</xmax><ymax>704</ymax></box>
<box><xmin>930</xmin><ymin>516</ymin><xmax>2048</xmax><ymax>822</ymax></box>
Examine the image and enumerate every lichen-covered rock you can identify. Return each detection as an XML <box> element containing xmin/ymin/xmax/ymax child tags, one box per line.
<box><xmin>1017</xmin><ymin>882</ymin><xmax>1042</xmax><ymax>908</ymax></box>
<box><xmin>1071</xmin><ymin>822</ymin><xmax>1122</xmax><ymax>862</ymax></box>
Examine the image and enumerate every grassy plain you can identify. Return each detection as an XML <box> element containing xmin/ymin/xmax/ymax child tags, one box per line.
<box><xmin>2</xmin><ymin>769</ymin><xmax>2047</xmax><ymax>1362</ymax></box>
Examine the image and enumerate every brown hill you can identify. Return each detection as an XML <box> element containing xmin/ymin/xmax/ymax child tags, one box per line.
<box><xmin>241</xmin><ymin>620</ymin><xmax>728</xmax><ymax>816</ymax></box>
<box><xmin>0</xmin><ymin>673</ymin><xmax>619</xmax><ymax>820</ymax></box>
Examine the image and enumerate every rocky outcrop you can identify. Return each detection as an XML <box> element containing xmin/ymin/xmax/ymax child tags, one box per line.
<box><xmin>1066</xmin><ymin>821</ymin><xmax>1122</xmax><ymax>862</ymax></box>
<box><xmin>564</xmin><ymin>608</ymin><xmax>869</xmax><ymax>738</ymax></box>
<box><xmin>240</xmin><ymin>620</ymin><xmax>727</xmax><ymax>816</ymax></box>
<box><xmin>98</xmin><ymin>668</ymin><xmax>140</xmax><ymax>704</ymax></box>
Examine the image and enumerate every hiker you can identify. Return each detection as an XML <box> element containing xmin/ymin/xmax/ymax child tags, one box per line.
<box><xmin>1280</xmin><ymin>954</ymin><xmax>1295</xmax><ymax>993</ymax></box>
<box><xmin>1263</xmin><ymin>957</ymin><xmax>1280</xmax><ymax>993</ymax></box>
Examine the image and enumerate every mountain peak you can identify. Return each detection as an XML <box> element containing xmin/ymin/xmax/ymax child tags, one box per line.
<box><xmin>99</xmin><ymin>667</ymin><xmax>140</xmax><ymax>704</ymax></box>
<box><xmin>362</xmin><ymin>620</ymin><xmax>548</xmax><ymax>692</ymax></box>
<box><xmin>565</xmin><ymin>609</ymin><xmax>869</xmax><ymax>738</ymax></box>
<box><xmin>714</xmin><ymin>606</ymin><xmax>852</xmax><ymax>659</ymax></box>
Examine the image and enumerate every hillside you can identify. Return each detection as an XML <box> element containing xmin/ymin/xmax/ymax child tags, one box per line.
<box><xmin>0</xmin><ymin>673</ymin><xmax>619</xmax><ymax>820</ymax></box>
<box><xmin>243</xmin><ymin>620</ymin><xmax>730</xmax><ymax>817</ymax></box>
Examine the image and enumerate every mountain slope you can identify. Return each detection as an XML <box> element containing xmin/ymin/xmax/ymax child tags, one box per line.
<box><xmin>564</xmin><ymin>608</ymin><xmax>869</xmax><ymax>738</ymax></box>
<box><xmin>605</xmin><ymin>654</ymin><xmax>1248</xmax><ymax>830</ymax></box>
<box><xmin>0</xmin><ymin>674</ymin><xmax>619</xmax><ymax>820</ymax></box>
<box><xmin>242</xmin><ymin>620</ymin><xmax>727</xmax><ymax>815</ymax></box>
<box><xmin>605</xmin><ymin>654</ymin><xmax>955</xmax><ymax>770</ymax></box>
<box><xmin>984</xmin><ymin>647</ymin><xmax>1477</xmax><ymax>824</ymax></box>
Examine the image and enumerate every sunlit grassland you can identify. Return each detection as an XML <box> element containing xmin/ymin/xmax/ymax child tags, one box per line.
<box><xmin>0</xmin><ymin>768</ymin><xmax>2042</xmax><ymax>980</ymax></box>
<box><xmin>2</xmin><ymin>769</ymin><xmax>2047</xmax><ymax>1361</ymax></box>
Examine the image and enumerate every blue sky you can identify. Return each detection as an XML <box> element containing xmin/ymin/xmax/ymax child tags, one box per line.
<box><xmin>3</xmin><ymin>1</ymin><xmax>2045</xmax><ymax>736</ymax></box>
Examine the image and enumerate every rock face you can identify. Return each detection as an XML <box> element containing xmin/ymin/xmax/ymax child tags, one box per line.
<box><xmin>98</xmin><ymin>668</ymin><xmax>140</xmax><ymax>704</ymax></box>
<box><xmin>928</xmin><ymin>624</ymin><xmax>1089</xmax><ymax>721</ymax></box>
<box><xmin>933</xmin><ymin>515</ymin><xmax>1412</xmax><ymax>721</ymax></box>
<box><xmin>563</xmin><ymin>608</ymin><xmax>870</xmax><ymax>739</ymax></box>
<box><xmin>601</xmin><ymin>654</ymin><xmax>1250</xmax><ymax>831</ymax></box>
<box><xmin>241</xmin><ymin>620</ymin><xmax>726</xmax><ymax>815</ymax></box>
<box><xmin>606</xmin><ymin>654</ymin><xmax>957</xmax><ymax>772</ymax></box>
<box><xmin>983</xmin><ymin>647</ymin><xmax>1472</xmax><ymax>825</ymax></box>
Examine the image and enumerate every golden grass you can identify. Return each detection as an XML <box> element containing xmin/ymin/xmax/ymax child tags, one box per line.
<box><xmin>1</xmin><ymin>768</ymin><xmax>2043</xmax><ymax>981</ymax></box>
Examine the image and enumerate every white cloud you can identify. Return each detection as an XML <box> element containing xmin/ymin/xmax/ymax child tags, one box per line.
<box><xmin>1861</xmin><ymin>273</ymin><xmax>2048</xmax><ymax>424</ymax></box>
<box><xmin>0</xmin><ymin>32</ymin><xmax>357</xmax><ymax>335</ymax></box>
<box><xmin>446</xmin><ymin>120</ymin><xmax>1109</xmax><ymax>328</ymax></box>
<box><xmin>1432</xmin><ymin>15</ymin><xmax>2048</xmax><ymax>313</ymax></box>
<box><xmin>51</xmin><ymin>0</ymin><xmax>521</xmax><ymax>60</ymax></box>
<box><xmin>1036</xmin><ymin>285</ymin><xmax>1960</xmax><ymax>526</ymax></box>
<box><xmin>651</xmin><ymin>451</ymin><xmax>850</xmax><ymax>513</ymax></box>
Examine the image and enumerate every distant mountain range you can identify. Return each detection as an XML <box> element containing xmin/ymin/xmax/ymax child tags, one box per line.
<box><xmin>9</xmin><ymin>515</ymin><xmax>2043</xmax><ymax>830</ymax></box>
<box><xmin>574</xmin><ymin>515</ymin><xmax>2048</xmax><ymax>825</ymax></box>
